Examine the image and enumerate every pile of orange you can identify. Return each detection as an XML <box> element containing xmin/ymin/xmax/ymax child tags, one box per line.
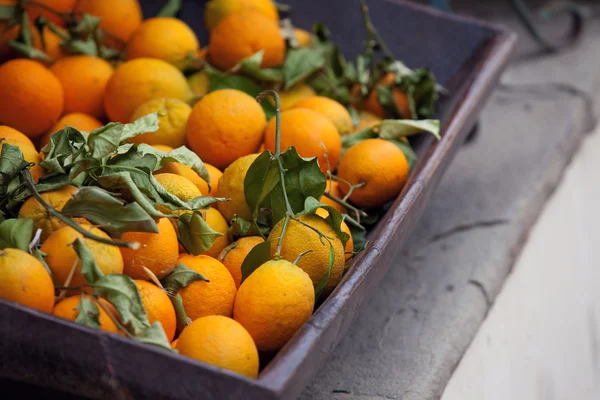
<box><xmin>0</xmin><ymin>0</ymin><xmax>416</xmax><ymax>380</ymax></box>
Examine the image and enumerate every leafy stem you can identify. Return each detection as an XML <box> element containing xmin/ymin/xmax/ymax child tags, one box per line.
<box><xmin>20</xmin><ymin>170</ymin><xmax>140</xmax><ymax>249</ymax></box>
<box><xmin>359</xmin><ymin>0</ymin><xmax>395</xmax><ymax>60</ymax></box>
<box><xmin>22</xmin><ymin>0</ymin><xmax>70</xmax><ymax>19</ymax></box>
<box><xmin>323</xmin><ymin>191</ymin><xmax>367</xmax><ymax>222</ymax></box>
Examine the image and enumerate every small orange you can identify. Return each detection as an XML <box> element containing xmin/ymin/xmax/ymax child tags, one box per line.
<box><xmin>104</xmin><ymin>58</ymin><xmax>192</xmax><ymax>123</ymax></box>
<box><xmin>319</xmin><ymin>179</ymin><xmax>345</xmax><ymax>214</ymax></box>
<box><xmin>41</xmin><ymin>224</ymin><xmax>124</xmax><ymax>288</ymax></box>
<box><xmin>354</xmin><ymin>110</ymin><xmax>382</xmax><ymax>131</ymax></box>
<box><xmin>120</xmin><ymin>218</ymin><xmax>179</xmax><ymax>280</ymax></box>
<box><xmin>177</xmin><ymin>315</ymin><xmax>259</xmax><ymax>378</ymax></box>
<box><xmin>363</xmin><ymin>73</ymin><xmax>412</xmax><ymax>119</ymax></box>
<box><xmin>35</xmin><ymin>26</ymin><xmax>68</xmax><ymax>63</ymax></box>
<box><xmin>134</xmin><ymin>280</ymin><xmax>177</xmax><ymax>341</ymax></box>
<box><xmin>126</xmin><ymin>18</ymin><xmax>200</xmax><ymax>69</ymax></box>
<box><xmin>187</xmin><ymin>89</ymin><xmax>266</xmax><ymax>170</ymax></box>
<box><xmin>157</xmin><ymin>162</ymin><xmax>221</xmax><ymax>197</ymax></box>
<box><xmin>177</xmin><ymin>254</ymin><xmax>237</xmax><ymax>321</ymax></box>
<box><xmin>292</xmin><ymin>96</ymin><xmax>353</xmax><ymax>135</ymax></box>
<box><xmin>171</xmin><ymin>339</ymin><xmax>178</xmax><ymax>349</ymax></box>
<box><xmin>205</xmin><ymin>0</ymin><xmax>278</xmax><ymax>31</ymax></box>
<box><xmin>277</xmin><ymin>83</ymin><xmax>316</xmax><ymax>111</ymax></box>
<box><xmin>294</xmin><ymin>28</ymin><xmax>312</xmax><ymax>47</ymax></box>
<box><xmin>53</xmin><ymin>295</ymin><xmax>119</xmax><ymax>333</ymax></box>
<box><xmin>75</xmin><ymin>0</ymin><xmax>142</xmax><ymax>45</ymax></box>
<box><xmin>40</xmin><ymin>113</ymin><xmax>103</xmax><ymax>148</ymax></box>
<box><xmin>209</xmin><ymin>11</ymin><xmax>285</xmax><ymax>71</ymax></box>
<box><xmin>337</xmin><ymin>138</ymin><xmax>409</xmax><ymax>208</ymax></box>
<box><xmin>129</xmin><ymin>98</ymin><xmax>192</xmax><ymax>148</ymax></box>
<box><xmin>0</xmin><ymin>248</ymin><xmax>55</xmax><ymax>313</ymax></box>
<box><xmin>219</xmin><ymin>236</ymin><xmax>264</xmax><ymax>288</ymax></box>
<box><xmin>233</xmin><ymin>259</ymin><xmax>314</xmax><ymax>352</ymax></box>
<box><xmin>0</xmin><ymin>125</ymin><xmax>45</xmax><ymax>181</ymax></box>
<box><xmin>202</xmin><ymin>208</ymin><xmax>230</xmax><ymax>259</ymax></box>
<box><xmin>187</xmin><ymin>70</ymin><xmax>209</xmax><ymax>97</ymax></box>
<box><xmin>216</xmin><ymin>153</ymin><xmax>258</xmax><ymax>223</ymax></box>
<box><xmin>0</xmin><ymin>59</ymin><xmax>64</xmax><ymax>138</ymax></box>
<box><xmin>19</xmin><ymin>185</ymin><xmax>80</xmax><ymax>242</ymax></box>
<box><xmin>50</xmin><ymin>56</ymin><xmax>114</xmax><ymax>119</ymax></box>
<box><xmin>26</xmin><ymin>0</ymin><xmax>76</xmax><ymax>26</ymax></box>
<box><xmin>263</xmin><ymin>108</ymin><xmax>341</xmax><ymax>174</ymax></box>
<box><xmin>155</xmin><ymin>173</ymin><xmax>202</xmax><ymax>203</ymax></box>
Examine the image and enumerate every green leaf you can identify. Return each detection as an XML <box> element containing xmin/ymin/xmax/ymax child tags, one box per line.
<box><xmin>0</xmin><ymin>144</ymin><xmax>29</xmax><ymax>194</ymax></box>
<box><xmin>177</xmin><ymin>212</ymin><xmax>222</xmax><ymax>256</ymax></box>
<box><xmin>61</xmin><ymin>38</ymin><xmax>98</xmax><ymax>57</ymax></box>
<box><xmin>170</xmin><ymin>293</ymin><xmax>190</xmax><ymax>332</ymax></box>
<box><xmin>244</xmin><ymin>150</ymin><xmax>279</xmax><ymax>219</ymax></box>
<box><xmin>340</xmin><ymin>127</ymin><xmax>378</xmax><ymax>151</ymax></box>
<box><xmin>379</xmin><ymin>119</ymin><xmax>440</xmax><ymax>140</ymax></box>
<box><xmin>8</xmin><ymin>39</ymin><xmax>53</xmax><ymax>61</ymax></box>
<box><xmin>393</xmin><ymin>140</ymin><xmax>417</xmax><ymax>170</ymax></box>
<box><xmin>349</xmin><ymin>223</ymin><xmax>368</xmax><ymax>253</ymax></box>
<box><xmin>72</xmin><ymin>238</ymin><xmax>105</xmax><ymax>285</ymax></box>
<box><xmin>157</xmin><ymin>0</ymin><xmax>182</xmax><ymax>17</ymax></box>
<box><xmin>240</xmin><ymin>240</ymin><xmax>271</xmax><ymax>283</ymax></box>
<box><xmin>283</xmin><ymin>47</ymin><xmax>325</xmax><ymax>89</ymax></box>
<box><xmin>62</xmin><ymin>187</ymin><xmax>159</xmax><ymax>237</ymax></box>
<box><xmin>239</xmin><ymin>51</ymin><xmax>284</xmax><ymax>82</ymax></box>
<box><xmin>314</xmin><ymin>242</ymin><xmax>334</xmax><ymax>301</ymax></box>
<box><xmin>40</xmin><ymin>126</ymin><xmax>88</xmax><ymax>174</ymax></box>
<box><xmin>74</xmin><ymin>294</ymin><xmax>102</xmax><ymax>330</ymax></box>
<box><xmin>187</xmin><ymin>196</ymin><xmax>227</xmax><ymax>210</ymax></box>
<box><xmin>161</xmin><ymin>262</ymin><xmax>209</xmax><ymax>294</ymax></box>
<box><xmin>87</xmin><ymin>113</ymin><xmax>160</xmax><ymax>159</ymax></box>
<box><xmin>135</xmin><ymin>144</ymin><xmax>210</xmax><ymax>187</ymax></box>
<box><xmin>136</xmin><ymin>321</ymin><xmax>175</xmax><ymax>351</ymax></box>
<box><xmin>72</xmin><ymin>13</ymin><xmax>101</xmax><ymax>34</ymax></box>
<box><xmin>230</xmin><ymin>216</ymin><xmax>254</xmax><ymax>237</ymax></box>
<box><xmin>0</xmin><ymin>218</ymin><xmax>33</xmax><ymax>251</ymax></box>
<box><xmin>0</xmin><ymin>4</ymin><xmax>16</xmax><ymax>20</ymax></box>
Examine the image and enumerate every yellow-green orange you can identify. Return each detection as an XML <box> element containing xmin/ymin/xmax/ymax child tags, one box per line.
<box><xmin>292</xmin><ymin>96</ymin><xmax>353</xmax><ymax>135</ymax></box>
<box><xmin>129</xmin><ymin>98</ymin><xmax>192</xmax><ymax>148</ymax></box>
<box><xmin>216</xmin><ymin>154</ymin><xmax>258</xmax><ymax>222</ymax></box>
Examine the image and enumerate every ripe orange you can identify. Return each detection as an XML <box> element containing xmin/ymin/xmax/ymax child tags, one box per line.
<box><xmin>120</xmin><ymin>218</ymin><xmax>179</xmax><ymax>280</ymax></box>
<box><xmin>75</xmin><ymin>0</ymin><xmax>142</xmax><ymax>45</ymax></box>
<box><xmin>40</xmin><ymin>113</ymin><xmax>103</xmax><ymax>148</ymax></box>
<box><xmin>264</xmin><ymin>108</ymin><xmax>341</xmax><ymax>174</ymax></box>
<box><xmin>53</xmin><ymin>295</ymin><xmax>119</xmax><ymax>333</ymax></box>
<box><xmin>19</xmin><ymin>185</ymin><xmax>80</xmax><ymax>242</ymax></box>
<box><xmin>363</xmin><ymin>73</ymin><xmax>412</xmax><ymax>119</ymax></box>
<box><xmin>233</xmin><ymin>259</ymin><xmax>314</xmax><ymax>352</ymax></box>
<box><xmin>126</xmin><ymin>18</ymin><xmax>200</xmax><ymax>69</ymax></box>
<box><xmin>177</xmin><ymin>254</ymin><xmax>237</xmax><ymax>321</ymax></box>
<box><xmin>209</xmin><ymin>11</ymin><xmax>285</xmax><ymax>71</ymax></box>
<box><xmin>354</xmin><ymin>110</ymin><xmax>382</xmax><ymax>131</ymax></box>
<box><xmin>267</xmin><ymin>213</ymin><xmax>345</xmax><ymax>294</ymax></box>
<box><xmin>171</xmin><ymin>339</ymin><xmax>178</xmax><ymax>349</ymax></box>
<box><xmin>129</xmin><ymin>98</ymin><xmax>191</xmax><ymax>148</ymax></box>
<box><xmin>294</xmin><ymin>28</ymin><xmax>312</xmax><ymax>47</ymax></box>
<box><xmin>157</xmin><ymin>162</ymin><xmax>221</xmax><ymax>197</ymax></box>
<box><xmin>35</xmin><ymin>26</ymin><xmax>68</xmax><ymax>63</ymax></box>
<box><xmin>155</xmin><ymin>173</ymin><xmax>202</xmax><ymax>204</ymax></box>
<box><xmin>26</xmin><ymin>0</ymin><xmax>76</xmax><ymax>26</ymax></box>
<box><xmin>177</xmin><ymin>315</ymin><xmax>259</xmax><ymax>378</ymax></box>
<box><xmin>337</xmin><ymin>138</ymin><xmax>409</xmax><ymax>208</ymax></box>
<box><xmin>219</xmin><ymin>236</ymin><xmax>264</xmax><ymax>288</ymax></box>
<box><xmin>216</xmin><ymin>153</ymin><xmax>258</xmax><ymax>223</ymax></box>
<box><xmin>50</xmin><ymin>56</ymin><xmax>113</xmax><ymax>119</ymax></box>
<box><xmin>0</xmin><ymin>248</ymin><xmax>55</xmax><ymax>313</ymax></box>
<box><xmin>134</xmin><ymin>280</ymin><xmax>177</xmax><ymax>341</ymax></box>
<box><xmin>202</xmin><ymin>208</ymin><xmax>230</xmax><ymax>258</ymax></box>
<box><xmin>187</xmin><ymin>70</ymin><xmax>209</xmax><ymax>97</ymax></box>
<box><xmin>41</xmin><ymin>224</ymin><xmax>124</xmax><ymax>288</ymax></box>
<box><xmin>292</xmin><ymin>96</ymin><xmax>353</xmax><ymax>135</ymax></box>
<box><xmin>104</xmin><ymin>58</ymin><xmax>192</xmax><ymax>123</ymax></box>
<box><xmin>187</xmin><ymin>89</ymin><xmax>266</xmax><ymax>170</ymax></box>
<box><xmin>319</xmin><ymin>179</ymin><xmax>345</xmax><ymax>214</ymax></box>
<box><xmin>0</xmin><ymin>59</ymin><xmax>64</xmax><ymax>138</ymax></box>
<box><xmin>278</xmin><ymin>83</ymin><xmax>316</xmax><ymax>111</ymax></box>
<box><xmin>0</xmin><ymin>125</ymin><xmax>45</xmax><ymax>181</ymax></box>
<box><xmin>205</xmin><ymin>0</ymin><xmax>278</xmax><ymax>31</ymax></box>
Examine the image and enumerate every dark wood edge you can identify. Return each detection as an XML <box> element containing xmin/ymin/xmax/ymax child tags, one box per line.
<box><xmin>257</xmin><ymin>30</ymin><xmax>518</xmax><ymax>398</ymax></box>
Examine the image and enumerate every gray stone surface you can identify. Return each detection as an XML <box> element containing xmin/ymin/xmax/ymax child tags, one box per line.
<box><xmin>301</xmin><ymin>3</ymin><xmax>600</xmax><ymax>399</ymax></box>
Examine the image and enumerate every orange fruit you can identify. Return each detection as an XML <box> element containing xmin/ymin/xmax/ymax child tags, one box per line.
<box><xmin>267</xmin><ymin>214</ymin><xmax>345</xmax><ymax>294</ymax></box>
<box><xmin>363</xmin><ymin>73</ymin><xmax>412</xmax><ymax>119</ymax></box>
<box><xmin>134</xmin><ymin>280</ymin><xmax>177</xmax><ymax>341</ymax></box>
<box><xmin>120</xmin><ymin>218</ymin><xmax>179</xmax><ymax>280</ymax></box>
<box><xmin>0</xmin><ymin>248</ymin><xmax>55</xmax><ymax>313</ymax></box>
<box><xmin>0</xmin><ymin>125</ymin><xmax>45</xmax><ymax>181</ymax></box>
<box><xmin>19</xmin><ymin>185</ymin><xmax>80</xmax><ymax>242</ymax></box>
<box><xmin>177</xmin><ymin>315</ymin><xmax>259</xmax><ymax>378</ymax></box>
<box><xmin>53</xmin><ymin>295</ymin><xmax>119</xmax><ymax>333</ymax></box>
<box><xmin>319</xmin><ymin>179</ymin><xmax>345</xmax><ymax>214</ymax></box>
<box><xmin>277</xmin><ymin>83</ymin><xmax>316</xmax><ymax>111</ymax></box>
<box><xmin>354</xmin><ymin>110</ymin><xmax>382</xmax><ymax>131</ymax></box>
<box><xmin>155</xmin><ymin>172</ymin><xmax>202</xmax><ymax>203</ymax></box>
<box><xmin>233</xmin><ymin>259</ymin><xmax>314</xmax><ymax>352</ymax></box>
<box><xmin>209</xmin><ymin>11</ymin><xmax>285</xmax><ymax>71</ymax></box>
<box><xmin>187</xmin><ymin>89</ymin><xmax>265</xmax><ymax>170</ymax></box>
<box><xmin>157</xmin><ymin>162</ymin><xmax>221</xmax><ymax>197</ymax></box>
<box><xmin>50</xmin><ymin>56</ymin><xmax>114</xmax><ymax>119</ymax></box>
<box><xmin>205</xmin><ymin>0</ymin><xmax>278</xmax><ymax>31</ymax></box>
<box><xmin>126</xmin><ymin>18</ymin><xmax>200</xmax><ymax>69</ymax></box>
<box><xmin>35</xmin><ymin>26</ymin><xmax>68</xmax><ymax>63</ymax></box>
<box><xmin>171</xmin><ymin>339</ymin><xmax>178</xmax><ymax>349</ymax></box>
<box><xmin>0</xmin><ymin>59</ymin><xmax>64</xmax><ymax>138</ymax></box>
<box><xmin>337</xmin><ymin>138</ymin><xmax>409</xmax><ymax>208</ymax></box>
<box><xmin>264</xmin><ymin>108</ymin><xmax>341</xmax><ymax>174</ymax></box>
<box><xmin>216</xmin><ymin>153</ymin><xmax>258</xmax><ymax>223</ymax></box>
<box><xmin>104</xmin><ymin>58</ymin><xmax>192</xmax><ymax>123</ymax></box>
<box><xmin>294</xmin><ymin>28</ymin><xmax>312</xmax><ymax>47</ymax></box>
<box><xmin>177</xmin><ymin>254</ymin><xmax>237</xmax><ymax>321</ymax></box>
<box><xmin>315</xmin><ymin>208</ymin><xmax>354</xmax><ymax>263</ymax></box>
<box><xmin>187</xmin><ymin>70</ymin><xmax>209</xmax><ymax>97</ymax></box>
<box><xmin>40</xmin><ymin>113</ymin><xmax>103</xmax><ymax>148</ymax></box>
<box><xmin>75</xmin><ymin>0</ymin><xmax>142</xmax><ymax>45</ymax></box>
<box><xmin>26</xmin><ymin>0</ymin><xmax>76</xmax><ymax>26</ymax></box>
<box><xmin>129</xmin><ymin>98</ymin><xmax>191</xmax><ymax>148</ymax></box>
<box><xmin>219</xmin><ymin>236</ymin><xmax>264</xmax><ymax>288</ymax></box>
<box><xmin>41</xmin><ymin>224</ymin><xmax>124</xmax><ymax>288</ymax></box>
<box><xmin>202</xmin><ymin>208</ymin><xmax>230</xmax><ymax>258</ymax></box>
<box><xmin>292</xmin><ymin>96</ymin><xmax>353</xmax><ymax>135</ymax></box>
